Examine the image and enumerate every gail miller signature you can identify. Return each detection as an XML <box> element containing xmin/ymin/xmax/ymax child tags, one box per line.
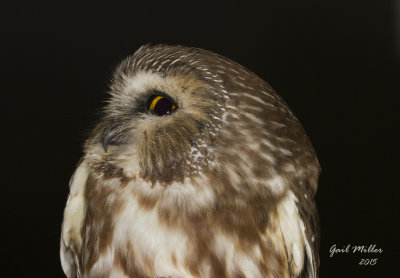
<box><xmin>329</xmin><ymin>244</ymin><xmax>383</xmax><ymax>266</ymax></box>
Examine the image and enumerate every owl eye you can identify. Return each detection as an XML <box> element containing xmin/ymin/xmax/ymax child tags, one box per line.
<box><xmin>146</xmin><ymin>95</ymin><xmax>176</xmax><ymax>116</ymax></box>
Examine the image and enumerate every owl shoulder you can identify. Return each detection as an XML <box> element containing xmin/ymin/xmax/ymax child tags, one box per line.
<box><xmin>60</xmin><ymin>159</ymin><xmax>89</xmax><ymax>278</ymax></box>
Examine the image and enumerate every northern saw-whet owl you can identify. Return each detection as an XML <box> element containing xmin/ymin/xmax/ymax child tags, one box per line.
<box><xmin>60</xmin><ymin>44</ymin><xmax>320</xmax><ymax>278</ymax></box>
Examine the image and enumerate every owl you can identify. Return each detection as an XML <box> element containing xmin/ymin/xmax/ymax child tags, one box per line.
<box><xmin>60</xmin><ymin>44</ymin><xmax>320</xmax><ymax>278</ymax></box>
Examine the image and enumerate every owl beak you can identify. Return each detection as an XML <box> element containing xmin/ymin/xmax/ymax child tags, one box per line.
<box><xmin>102</xmin><ymin>133</ymin><xmax>110</xmax><ymax>153</ymax></box>
<box><xmin>102</xmin><ymin>127</ymin><xmax>113</xmax><ymax>153</ymax></box>
<box><xmin>102</xmin><ymin>124</ymin><xmax>129</xmax><ymax>153</ymax></box>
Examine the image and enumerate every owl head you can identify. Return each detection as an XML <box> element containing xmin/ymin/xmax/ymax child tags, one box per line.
<box><xmin>84</xmin><ymin>44</ymin><xmax>319</xmax><ymax>199</ymax></box>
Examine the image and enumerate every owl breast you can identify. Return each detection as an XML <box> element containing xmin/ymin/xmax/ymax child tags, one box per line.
<box><xmin>81</xmin><ymin>165</ymin><xmax>295</xmax><ymax>278</ymax></box>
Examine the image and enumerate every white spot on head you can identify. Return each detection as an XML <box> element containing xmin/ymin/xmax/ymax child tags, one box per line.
<box><xmin>266</xmin><ymin>175</ymin><xmax>287</xmax><ymax>195</ymax></box>
<box><xmin>258</xmin><ymin>89</ymin><xmax>276</xmax><ymax>100</ymax></box>
<box><xmin>279</xmin><ymin>148</ymin><xmax>293</xmax><ymax>157</ymax></box>
<box><xmin>170</xmin><ymin>58</ymin><xmax>181</xmax><ymax>65</ymax></box>
<box><xmin>241</xmin><ymin>112</ymin><xmax>264</xmax><ymax>126</ymax></box>
<box><xmin>283</xmin><ymin>163</ymin><xmax>296</xmax><ymax>172</ymax></box>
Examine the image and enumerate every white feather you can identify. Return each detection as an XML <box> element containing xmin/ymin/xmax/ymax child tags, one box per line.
<box><xmin>276</xmin><ymin>190</ymin><xmax>304</xmax><ymax>276</ymax></box>
<box><xmin>60</xmin><ymin>160</ymin><xmax>89</xmax><ymax>278</ymax></box>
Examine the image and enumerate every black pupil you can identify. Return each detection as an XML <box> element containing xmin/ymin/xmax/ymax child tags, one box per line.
<box><xmin>153</xmin><ymin>98</ymin><xmax>173</xmax><ymax>116</ymax></box>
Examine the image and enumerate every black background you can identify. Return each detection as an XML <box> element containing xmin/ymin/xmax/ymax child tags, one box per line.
<box><xmin>2</xmin><ymin>1</ymin><xmax>399</xmax><ymax>277</ymax></box>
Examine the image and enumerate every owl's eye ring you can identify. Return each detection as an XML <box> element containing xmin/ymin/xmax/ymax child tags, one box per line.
<box><xmin>146</xmin><ymin>95</ymin><xmax>177</xmax><ymax>116</ymax></box>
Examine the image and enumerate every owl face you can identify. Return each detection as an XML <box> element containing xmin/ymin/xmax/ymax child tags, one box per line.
<box><xmin>85</xmin><ymin>44</ymin><xmax>319</xmax><ymax>197</ymax></box>
<box><xmin>93</xmin><ymin>70</ymin><xmax>220</xmax><ymax>185</ymax></box>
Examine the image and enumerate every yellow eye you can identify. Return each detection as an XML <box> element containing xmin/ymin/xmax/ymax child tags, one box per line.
<box><xmin>147</xmin><ymin>95</ymin><xmax>176</xmax><ymax>116</ymax></box>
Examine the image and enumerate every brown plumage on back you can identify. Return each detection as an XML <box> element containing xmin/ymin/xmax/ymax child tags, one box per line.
<box><xmin>60</xmin><ymin>44</ymin><xmax>320</xmax><ymax>278</ymax></box>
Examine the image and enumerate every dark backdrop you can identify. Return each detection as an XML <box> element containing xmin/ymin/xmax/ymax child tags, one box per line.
<box><xmin>2</xmin><ymin>1</ymin><xmax>399</xmax><ymax>277</ymax></box>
